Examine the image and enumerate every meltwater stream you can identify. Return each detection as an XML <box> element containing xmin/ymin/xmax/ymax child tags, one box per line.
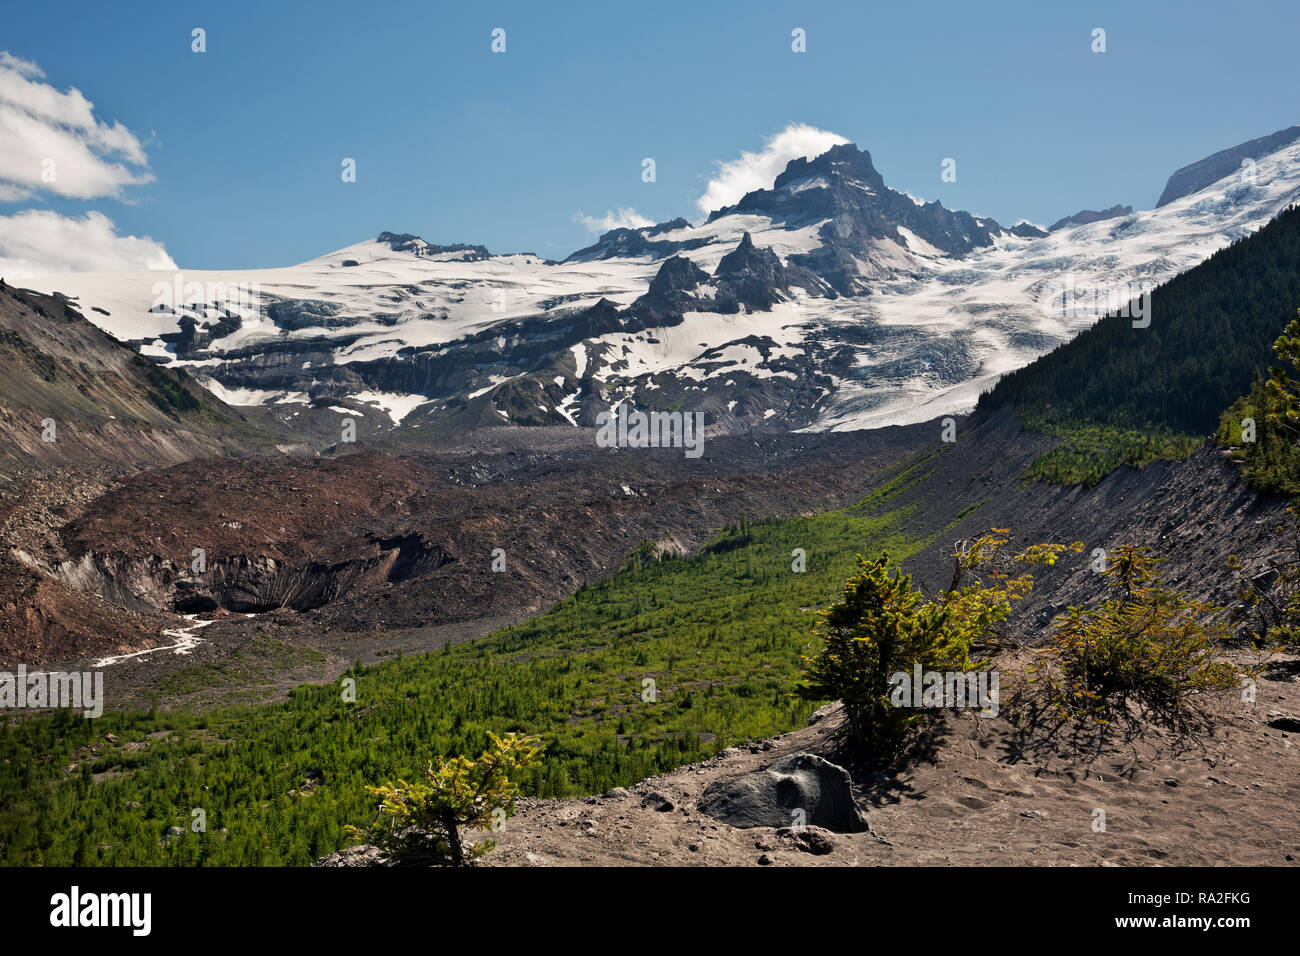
<box><xmin>91</xmin><ymin>615</ymin><xmax>218</xmax><ymax>668</ymax></box>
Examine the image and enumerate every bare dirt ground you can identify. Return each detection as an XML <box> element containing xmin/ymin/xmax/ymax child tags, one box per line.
<box><xmin>465</xmin><ymin>655</ymin><xmax>1300</xmax><ymax>867</ymax></box>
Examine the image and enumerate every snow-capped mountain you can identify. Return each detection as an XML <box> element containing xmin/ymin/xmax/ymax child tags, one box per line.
<box><xmin>18</xmin><ymin>127</ymin><xmax>1300</xmax><ymax>433</ymax></box>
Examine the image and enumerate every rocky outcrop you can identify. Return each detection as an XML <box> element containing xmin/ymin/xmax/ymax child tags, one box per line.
<box><xmin>647</xmin><ymin>255</ymin><xmax>709</xmax><ymax>297</ymax></box>
<box><xmin>1009</xmin><ymin>221</ymin><xmax>1050</xmax><ymax>238</ymax></box>
<box><xmin>265</xmin><ymin>297</ymin><xmax>349</xmax><ymax>331</ymax></box>
<box><xmin>713</xmin><ymin>233</ymin><xmax>788</xmax><ymax>310</ymax></box>
<box><xmin>376</xmin><ymin>232</ymin><xmax>491</xmax><ymax>260</ymax></box>
<box><xmin>569</xmin><ymin>297</ymin><xmax>626</xmax><ymax>339</ymax></box>
<box><xmin>158</xmin><ymin>312</ymin><xmax>242</xmax><ymax>357</ymax></box>
<box><xmin>1156</xmin><ymin>126</ymin><xmax>1300</xmax><ymax>207</ymax></box>
<box><xmin>1049</xmin><ymin>204</ymin><xmax>1133</xmax><ymax>232</ymax></box>
<box><xmin>49</xmin><ymin>534</ymin><xmax>454</xmax><ymax>615</ymax></box>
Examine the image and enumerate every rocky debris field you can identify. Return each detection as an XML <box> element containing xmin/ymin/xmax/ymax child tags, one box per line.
<box><xmin>3</xmin><ymin>421</ymin><xmax>932</xmax><ymax>674</ymax></box>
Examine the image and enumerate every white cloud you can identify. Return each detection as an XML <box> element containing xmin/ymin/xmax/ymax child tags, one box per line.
<box><xmin>0</xmin><ymin>210</ymin><xmax>176</xmax><ymax>279</ymax></box>
<box><xmin>574</xmin><ymin>207</ymin><xmax>654</xmax><ymax>234</ymax></box>
<box><xmin>696</xmin><ymin>123</ymin><xmax>849</xmax><ymax>217</ymax></box>
<box><xmin>0</xmin><ymin>50</ymin><xmax>153</xmax><ymax>201</ymax></box>
<box><xmin>0</xmin><ymin>54</ymin><xmax>172</xmax><ymax>279</ymax></box>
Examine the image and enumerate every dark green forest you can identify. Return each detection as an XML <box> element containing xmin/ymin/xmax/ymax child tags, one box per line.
<box><xmin>977</xmin><ymin>203</ymin><xmax>1300</xmax><ymax>483</ymax></box>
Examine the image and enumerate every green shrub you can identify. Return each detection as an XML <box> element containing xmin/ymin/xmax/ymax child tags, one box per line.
<box><xmin>798</xmin><ymin>532</ymin><xmax>1074</xmax><ymax>765</ymax></box>
<box><xmin>1016</xmin><ymin>547</ymin><xmax>1242</xmax><ymax>735</ymax></box>
<box><xmin>348</xmin><ymin>733</ymin><xmax>541</xmax><ymax>866</ymax></box>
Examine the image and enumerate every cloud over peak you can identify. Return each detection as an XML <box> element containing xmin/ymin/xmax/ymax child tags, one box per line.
<box><xmin>695</xmin><ymin>123</ymin><xmax>849</xmax><ymax>217</ymax></box>
<box><xmin>575</xmin><ymin>207</ymin><xmax>654</xmax><ymax>234</ymax></box>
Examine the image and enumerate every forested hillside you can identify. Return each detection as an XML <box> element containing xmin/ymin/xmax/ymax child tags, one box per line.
<box><xmin>976</xmin><ymin>203</ymin><xmax>1300</xmax><ymax>483</ymax></box>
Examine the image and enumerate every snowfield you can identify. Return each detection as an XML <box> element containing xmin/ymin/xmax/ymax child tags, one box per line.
<box><xmin>19</xmin><ymin>137</ymin><xmax>1300</xmax><ymax>433</ymax></box>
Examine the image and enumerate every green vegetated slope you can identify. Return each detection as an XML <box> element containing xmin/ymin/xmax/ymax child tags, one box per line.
<box><xmin>0</xmin><ymin>461</ymin><xmax>934</xmax><ymax>866</ymax></box>
<box><xmin>976</xmin><ymin>203</ymin><xmax>1300</xmax><ymax>485</ymax></box>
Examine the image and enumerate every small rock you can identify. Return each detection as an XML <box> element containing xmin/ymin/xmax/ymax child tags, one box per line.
<box><xmin>314</xmin><ymin>845</ymin><xmax>383</xmax><ymax>867</ymax></box>
<box><xmin>808</xmin><ymin>703</ymin><xmax>838</xmax><ymax>724</ymax></box>
<box><xmin>601</xmin><ymin>787</ymin><xmax>630</xmax><ymax>800</ymax></box>
<box><xmin>1164</xmin><ymin>777</ymin><xmax>1179</xmax><ymax>787</ymax></box>
<box><xmin>776</xmin><ymin>825</ymin><xmax>836</xmax><ymax>855</ymax></box>
<box><xmin>641</xmin><ymin>792</ymin><xmax>675</xmax><ymax>812</ymax></box>
<box><xmin>758</xmin><ymin>853</ymin><xmax>775</xmax><ymax>866</ymax></box>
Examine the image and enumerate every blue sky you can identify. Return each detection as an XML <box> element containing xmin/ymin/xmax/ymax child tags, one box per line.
<box><xmin>1</xmin><ymin>0</ymin><xmax>1298</xmax><ymax>272</ymax></box>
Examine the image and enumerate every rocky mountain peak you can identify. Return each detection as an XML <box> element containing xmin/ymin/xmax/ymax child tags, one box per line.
<box><xmin>716</xmin><ymin>232</ymin><xmax>778</xmax><ymax>278</ymax></box>
<box><xmin>713</xmin><ymin>233</ymin><xmax>789</xmax><ymax>310</ymax></box>
<box><xmin>702</xmin><ymin>142</ymin><xmax>1005</xmax><ymax>275</ymax></box>
<box><xmin>771</xmin><ymin>142</ymin><xmax>886</xmax><ymax>193</ymax></box>
<box><xmin>648</xmin><ymin>255</ymin><xmax>709</xmax><ymax>297</ymax></box>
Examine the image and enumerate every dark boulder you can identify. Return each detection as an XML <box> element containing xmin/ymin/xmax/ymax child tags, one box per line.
<box><xmin>698</xmin><ymin>752</ymin><xmax>868</xmax><ymax>832</ymax></box>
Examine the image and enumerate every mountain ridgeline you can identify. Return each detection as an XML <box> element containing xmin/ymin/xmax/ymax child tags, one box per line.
<box><xmin>21</xmin><ymin>128</ymin><xmax>1300</xmax><ymax>437</ymax></box>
